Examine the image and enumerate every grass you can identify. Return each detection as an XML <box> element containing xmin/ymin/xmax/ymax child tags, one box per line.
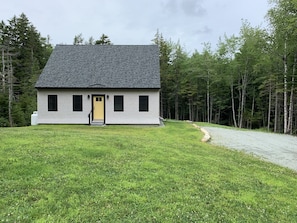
<box><xmin>197</xmin><ymin>122</ymin><xmax>275</xmax><ymax>133</ymax></box>
<box><xmin>1</xmin><ymin>121</ymin><xmax>297</xmax><ymax>222</ymax></box>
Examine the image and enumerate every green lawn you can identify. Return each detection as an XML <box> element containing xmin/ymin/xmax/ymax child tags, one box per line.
<box><xmin>1</xmin><ymin>121</ymin><xmax>297</xmax><ymax>222</ymax></box>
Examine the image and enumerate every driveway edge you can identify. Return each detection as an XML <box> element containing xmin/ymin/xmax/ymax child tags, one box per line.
<box><xmin>192</xmin><ymin>123</ymin><xmax>211</xmax><ymax>142</ymax></box>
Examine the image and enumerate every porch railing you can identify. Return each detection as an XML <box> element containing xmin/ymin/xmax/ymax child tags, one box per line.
<box><xmin>88</xmin><ymin>110</ymin><xmax>92</xmax><ymax>125</ymax></box>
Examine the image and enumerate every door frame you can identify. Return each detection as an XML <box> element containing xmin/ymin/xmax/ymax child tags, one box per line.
<box><xmin>92</xmin><ymin>94</ymin><xmax>105</xmax><ymax>123</ymax></box>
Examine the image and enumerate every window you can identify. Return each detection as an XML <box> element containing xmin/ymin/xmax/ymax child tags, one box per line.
<box><xmin>139</xmin><ymin>96</ymin><xmax>149</xmax><ymax>112</ymax></box>
<box><xmin>48</xmin><ymin>95</ymin><xmax>57</xmax><ymax>111</ymax></box>
<box><xmin>114</xmin><ymin>95</ymin><xmax>124</xmax><ymax>111</ymax></box>
<box><xmin>73</xmin><ymin>95</ymin><xmax>83</xmax><ymax>111</ymax></box>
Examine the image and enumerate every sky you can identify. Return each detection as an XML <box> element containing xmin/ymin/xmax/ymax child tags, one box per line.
<box><xmin>1</xmin><ymin>0</ymin><xmax>270</xmax><ymax>53</ymax></box>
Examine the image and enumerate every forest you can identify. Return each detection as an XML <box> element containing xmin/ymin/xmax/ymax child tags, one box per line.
<box><xmin>1</xmin><ymin>0</ymin><xmax>297</xmax><ymax>134</ymax></box>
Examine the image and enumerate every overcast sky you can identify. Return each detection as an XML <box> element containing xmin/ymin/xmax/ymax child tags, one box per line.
<box><xmin>2</xmin><ymin>0</ymin><xmax>270</xmax><ymax>53</ymax></box>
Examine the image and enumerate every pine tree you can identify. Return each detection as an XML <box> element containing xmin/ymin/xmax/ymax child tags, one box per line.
<box><xmin>0</xmin><ymin>13</ymin><xmax>52</xmax><ymax>126</ymax></box>
<box><xmin>95</xmin><ymin>34</ymin><xmax>112</xmax><ymax>45</ymax></box>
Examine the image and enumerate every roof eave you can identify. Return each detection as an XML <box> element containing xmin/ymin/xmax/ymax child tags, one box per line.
<box><xmin>35</xmin><ymin>86</ymin><xmax>161</xmax><ymax>90</ymax></box>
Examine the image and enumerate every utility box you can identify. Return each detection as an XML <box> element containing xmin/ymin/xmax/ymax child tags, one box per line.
<box><xmin>31</xmin><ymin>111</ymin><xmax>38</xmax><ymax>125</ymax></box>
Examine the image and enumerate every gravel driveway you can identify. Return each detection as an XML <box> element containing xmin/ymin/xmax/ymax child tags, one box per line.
<box><xmin>203</xmin><ymin>127</ymin><xmax>297</xmax><ymax>172</ymax></box>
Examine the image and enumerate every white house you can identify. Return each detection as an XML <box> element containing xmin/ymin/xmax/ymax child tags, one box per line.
<box><xmin>34</xmin><ymin>45</ymin><xmax>160</xmax><ymax>125</ymax></box>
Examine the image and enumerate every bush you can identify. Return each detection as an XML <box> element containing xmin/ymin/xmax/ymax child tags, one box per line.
<box><xmin>0</xmin><ymin>117</ymin><xmax>9</xmax><ymax>127</ymax></box>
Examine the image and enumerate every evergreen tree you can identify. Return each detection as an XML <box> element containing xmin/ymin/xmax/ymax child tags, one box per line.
<box><xmin>95</xmin><ymin>34</ymin><xmax>112</xmax><ymax>45</ymax></box>
<box><xmin>152</xmin><ymin>31</ymin><xmax>173</xmax><ymax>118</ymax></box>
<box><xmin>73</xmin><ymin>33</ymin><xmax>84</xmax><ymax>45</ymax></box>
<box><xmin>0</xmin><ymin>13</ymin><xmax>52</xmax><ymax>126</ymax></box>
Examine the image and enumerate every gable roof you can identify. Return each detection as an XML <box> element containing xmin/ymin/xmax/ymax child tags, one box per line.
<box><xmin>35</xmin><ymin>45</ymin><xmax>160</xmax><ymax>89</ymax></box>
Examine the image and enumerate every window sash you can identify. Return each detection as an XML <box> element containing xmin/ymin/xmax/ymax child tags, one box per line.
<box><xmin>139</xmin><ymin>96</ymin><xmax>149</xmax><ymax>112</ymax></box>
<box><xmin>48</xmin><ymin>95</ymin><xmax>57</xmax><ymax>111</ymax></box>
<box><xmin>73</xmin><ymin>95</ymin><xmax>83</xmax><ymax>111</ymax></box>
<box><xmin>114</xmin><ymin>95</ymin><xmax>124</xmax><ymax>111</ymax></box>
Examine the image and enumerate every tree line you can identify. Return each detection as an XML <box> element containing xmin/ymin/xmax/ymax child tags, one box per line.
<box><xmin>0</xmin><ymin>13</ymin><xmax>52</xmax><ymax>126</ymax></box>
<box><xmin>154</xmin><ymin>0</ymin><xmax>297</xmax><ymax>134</ymax></box>
<box><xmin>1</xmin><ymin>0</ymin><xmax>297</xmax><ymax>134</ymax></box>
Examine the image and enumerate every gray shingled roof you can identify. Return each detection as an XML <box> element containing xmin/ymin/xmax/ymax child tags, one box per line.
<box><xmin>35</xmin><ymin>45</ymin><xmax>160</xmax><ymax>89</ymax></box>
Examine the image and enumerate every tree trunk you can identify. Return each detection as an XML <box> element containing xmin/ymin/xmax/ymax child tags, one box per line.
<box><xmin>1</xmin><ymin>48</ymin><xmax>5</xmax><ymax>92</ymax></box>
<box><xmin>175</xmin><ymin>93</ymin><xmax>179</xmax><ymax>120</ymax></box>
<box><xmin>237</xmin><ymin>78</ymin><xmax>242</xmax><ymax>127</ymax></box>
<box><xmin>188</xmin><ymin>97</ymin><xmax>193</xmax><ymax>121</ymax></box>
<box><xmin>287</xmin><ymin>53</ymin><xmax>296</xmax><ymax>134</ymax></box>
<box><xmin>274</xmin><ymin>91</ymin><xmax>278</xmax><ymax>133</ymax></box>
<box><xmin>283</xmin><ymin>41</ymin><xmax>289</xmax><ymax>133</ymax></box>
<box><xmin>267</xmin><ymin>79</ymin><xmax>272</xmax><ymax>131</ymax></box>
<box><xmin>167</xmin><ymin>99</ymin><xmax>171</xmax><ymax>119</ymax></box>
<box><xmin>206</xmin><ymin>72</ymin><xmax>210</xmax><ymax>123</ymax></box>
<box><xmin>214</xmin><ymin>108</ymin><xmax>220</xmax><ymax>124</ymax></box>
<box><xmin>8</xmin><ymin>55</ymin><xmax>13</xmax><ymax>127</ymax></box>
<box><xmin>231</xmin><ymin>81</ymin><xmax>238</xmax><ymax>128</ymax></box>
<box><xmin>196</xmin><ymin>103</ymin><xmax>199</xmax><ymax>122</ymax></box>
<box><xmin>188</xmin><ymin>102</ymin><xmax>191</xmax><ymax>121</ymax></box>
<box><xmin>239</xmin><ymin>71</ymin><xmax>248</xmax><ymax>128</ymax></box>
<box><xmin>210</xmin><ymin>96</ymin><xmax>213</xmax><ymax>123</ymax></box>
<box><xmin>250</xmin><ymin>91</ymin><xmax>255</xmax><ymax>129</ymax></box>
<box><xmin>191</xmin><ymin>99</ymin><xmax>194</xmax><ymax>121</ymax></box>
<box><xmin>160</xmin><ymin>90</ymin><xmax>163</xmax><ymax>118</ymax></box>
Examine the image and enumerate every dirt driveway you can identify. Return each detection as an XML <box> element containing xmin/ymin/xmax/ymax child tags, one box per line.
<box><xmin>203</xmin><ymin>127</ymin><xmax>297</xmax><ymax>172</ymax></box>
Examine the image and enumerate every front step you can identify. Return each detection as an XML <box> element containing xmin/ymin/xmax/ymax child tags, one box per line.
<box><xmin>90</xmin><ymin>121</ymin><xmax>105</xmax><ymax>126</ymax></box>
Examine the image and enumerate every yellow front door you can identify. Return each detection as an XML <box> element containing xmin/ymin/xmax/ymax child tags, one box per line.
<box><xmin>93</xmin><ymin>96</ymin><xmax>104</xmax><ymax>120</ymax></box>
